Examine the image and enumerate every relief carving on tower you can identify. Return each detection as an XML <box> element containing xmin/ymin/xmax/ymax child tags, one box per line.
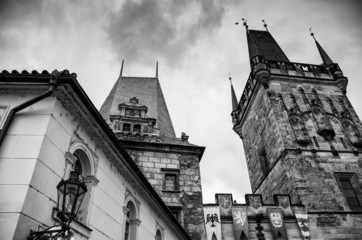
<box><xmin>338</xmin><ymin>98</ymin><xmax>362</xmax><ymax>148</ymax></box>
<box><xmin>310</xmin><ymin>89</ymin><xmax>335</xmax><ymax>140</ymax></box>
<box><xmin>277</xmin><ymin>93</ymin><xmax>310</xmax><ymax>145</ymax></box>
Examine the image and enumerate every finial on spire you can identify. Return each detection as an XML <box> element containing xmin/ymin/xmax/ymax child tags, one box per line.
<box><xmin>229</xmin><ymin>73</ymin><xmax>238</xmax><ymax>112</ymax></box>
<box><xmin>309</xmin><ymin>27</ymin><xmax>316</xmax><ymax>41</ymax></box>
<box><xmin>156</xmin><ymin>61</ymin><xmax>159</xmax><ymax>78</ymax></box>
<box><xmin>235</xmin><ymin>18</ymin><xmax>249</xmax><ymax>32</ymax></box>
<box><xmin>262</xmin><ymin>19</ymin><xmax>268</xmax><ymax>31</ymax></box>
<box><xmin>120</xmin><ymin>59</ymin><xmax>124</xmax><ymax>77</ymax></box>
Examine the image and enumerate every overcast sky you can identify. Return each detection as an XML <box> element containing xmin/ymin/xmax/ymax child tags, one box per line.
<box><xmin>1</xmin><ymin>0</ymin><xmax>362</xmax><ymax>204</ymax></box>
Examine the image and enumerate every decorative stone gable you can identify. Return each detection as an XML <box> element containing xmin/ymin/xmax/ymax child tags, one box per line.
<box><xmin>109</xmin><ymin>97</ymin><xmax>161</xmax><ymax>142</ymax></box>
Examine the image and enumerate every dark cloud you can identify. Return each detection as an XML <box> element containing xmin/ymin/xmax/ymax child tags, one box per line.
<box><xmin>107</xmin><ymin>0</ymin><xmax>237</xmax><ymax>66</ymax></box>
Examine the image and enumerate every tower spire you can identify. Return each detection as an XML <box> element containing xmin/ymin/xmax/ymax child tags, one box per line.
<box><xmin>229</xmin><ymin>74</ymin><xmax>238</xmax><ymax>111</ymax></box>
<box><xmin>310</xmin><ymin>28</ymin><xmax>334</xmax><ymax>65</ymax></box>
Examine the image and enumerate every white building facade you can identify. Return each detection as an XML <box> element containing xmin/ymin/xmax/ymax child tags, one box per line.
<box><xmin>0</xmin><ymin>70</ymin><xmax>191</xmax><ymax>240</ymax></box>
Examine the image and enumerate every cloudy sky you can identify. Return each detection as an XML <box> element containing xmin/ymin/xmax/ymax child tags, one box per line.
<box><xmin>1</xmin><ymin>0</ymin><xmax>362</xmax><ymax>203</ymax></box>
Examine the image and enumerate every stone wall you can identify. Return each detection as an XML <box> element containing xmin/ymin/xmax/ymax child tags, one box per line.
<box><xmin>127</xmin><ymin>149</ymin><xmax>206</xmax><ymax>240</ymax></box>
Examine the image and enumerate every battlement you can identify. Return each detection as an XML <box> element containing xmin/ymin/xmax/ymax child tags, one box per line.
<box><xmin>232</xmin><ymin>56</ymin><xmax>346</xmax><ymax>127</ymax></box>
<box><xmin>203</xmin><ymin>193</ymin><xmax>309</xmax><ymax>239</ymax></box>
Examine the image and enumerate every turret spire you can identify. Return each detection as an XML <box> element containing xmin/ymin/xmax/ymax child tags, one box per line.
<box><xmin>310</xmin><ymin>28</ymin><xmax>334</xmax><ymax>65</ymax></box>
<box><xmin>229</xmin><ymin>74</ymin><xmax>238</xmax><ymax>111</ymax></box>
<box><xmin>244</xmin><ymin>26</ymin><xmax>289</xmax><ymax>69</ymax></box>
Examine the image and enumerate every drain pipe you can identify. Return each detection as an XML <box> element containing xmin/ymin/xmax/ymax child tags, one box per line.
<box><xmin>0</xmin><ymin>69</ymin><xmax>63</xmax><ymax>148</ymax></box>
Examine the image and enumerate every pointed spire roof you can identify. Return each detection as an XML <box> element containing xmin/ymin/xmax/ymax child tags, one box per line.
<box><xmin>311</xmin><ymin>31</ymin><xmax>334</xmax><ymax>65</ymax></box>
<box><xmin>246</xmin><ymin>29</ymin><xmax>290</xmax><ymax>64</ymax></box>
<box><xmin>229</xmin><ymin>76</ymin><xmax>238</xmax><ymax>111</ymax></box>
<box><xmin>100</xmin><ymin>74</ymin><xmax>177</xmax><ymax>141</ymax></box>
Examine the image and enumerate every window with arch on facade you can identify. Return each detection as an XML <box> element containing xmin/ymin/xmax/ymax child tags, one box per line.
<box><xmin>155</xmin><ymin>229</ymin><xmax>162</xmax><ymax>240</ymax></box>
<box><xmin>70</xmin><ymin>149</ymin><xmax>94</xmax><ymax>225</ymax></box>
<box><xmin>124</xmin><ymin>200</ymin><xmax>138</xmax><ymax>240</ymax></box>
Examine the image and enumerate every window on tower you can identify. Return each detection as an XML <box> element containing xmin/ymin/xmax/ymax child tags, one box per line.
<box><xmin>165</xmin><ymin>174</ymin><xmax>177</xmax><ymax>190</ymax></box>
<box><xmin>133</xmin><ymin>124</ymin><xmax>141</xmax><ymax>133</ymax></box>
<box><xmin>161</xmin><ymin>168</ymin><xmax>180</xmax><ymax>192</ymax></box>
<box><xmin>335</xmin><ymin>173</ymin><xmax>362</xmax><ymax>210</ymax></box>
<box><xmin>123</xmin><ymin>123</ymin><xmax>131</xmax><ymax>132</ymax></box>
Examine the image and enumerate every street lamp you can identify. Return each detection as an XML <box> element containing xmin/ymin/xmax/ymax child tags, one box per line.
<box><xmin>28</xmin><ymin>171</ymin><xmax>87</xmax><ymax>240</ymax></box>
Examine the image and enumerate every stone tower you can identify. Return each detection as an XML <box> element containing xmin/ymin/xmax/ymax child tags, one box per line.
<box><xmin>100</xmin><ymin>62</ymin><xmax>206</xmax><ymax>240</ymax></box>
<box><xmin>231</xmin><ymin>28</ymin><xmax>362</xmax><ymax>238</ymax></box>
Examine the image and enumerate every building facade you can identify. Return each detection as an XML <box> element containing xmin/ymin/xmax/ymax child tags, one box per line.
<box><xmin>0</xmin><ymin>70</ymin><xmax>193</xmax><ymax>240</ymax></box>
<box><xmin>99</xmin><ymin>62</ymin><xmax>206</xmax><ymax>240</ymax></box>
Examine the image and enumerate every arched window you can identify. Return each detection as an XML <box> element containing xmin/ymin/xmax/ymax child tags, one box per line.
<box><xmin>155</xmin><ymin>229</ymin><xmax>162</xmax><ymax>240</ymax></box>
<box><xmin>72</xmin><ymin>149</ymin><xmax>92</xmax><ymax>224</ymax></box>
<box><xmin>124</xmin><ymin>200</ymin><xmax>139</xmax><ymax>240</ymax></box>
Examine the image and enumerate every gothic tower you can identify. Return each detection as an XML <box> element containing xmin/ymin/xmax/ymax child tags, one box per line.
<box><xmin>100</xmin><ymin>62</ymin><xmax>206</xmax><ymax>240</ymax></box>
<box><xmin>232</xmin><ymin>28</ymin><xmax>362</xmax><ymax>238</ymax></box>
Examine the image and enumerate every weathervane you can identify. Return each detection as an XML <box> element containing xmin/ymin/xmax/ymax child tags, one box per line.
<box><xmin>262</xmin><ymin>19</ymin><xmax>268</xmax><ymax>31</ymax></box>
<box><xmin>235</xmin><ymin>18</ymin><xmax>249</xmax><ymax>32</ymax></box>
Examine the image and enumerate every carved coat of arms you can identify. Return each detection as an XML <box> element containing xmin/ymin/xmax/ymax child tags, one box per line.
<box><xmin>219</xmin><ymin>195</ymin><xmax>232</xmax><ymax>209</ymax></box>
<box><xmin>270</xmin><ymin>212</ymin><xmax>283</xmax><ymax>228</ymax></box>
<box><xmin>248</xmin><ymin>196</ymin><xmax>261</xmax><ymax>209</ymax></box>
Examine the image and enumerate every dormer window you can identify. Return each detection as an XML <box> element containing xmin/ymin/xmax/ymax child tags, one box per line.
<box><xmin>123</xmin><ymin>123</ymin><xmax>131</xmax><ymax>132</ymax></box>
<box><xmin>133</xmin><ymin>124</ymin><xmax>141</xmax><ymax>133</ymax></box>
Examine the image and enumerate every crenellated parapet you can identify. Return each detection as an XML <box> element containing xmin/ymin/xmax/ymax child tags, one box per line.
<box><xmin>232</xmin><ymin>57</ymin><xmax>348</xmax><ymax>133</ymax></box>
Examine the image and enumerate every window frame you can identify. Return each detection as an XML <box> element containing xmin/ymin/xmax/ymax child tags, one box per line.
<box><xmin>161</xmin><ymin>168</ymin><xmax>180</xmax><ymax>193</ymax></box>
<box><xmin>335</xmin><ymin>172</ymin><xmax>362</xmax><ymax>210</ymax></box>
<box><xmin>168</xmin><ymin>206</ymin><xmax>183</xmax><ymax>223</ymax></box>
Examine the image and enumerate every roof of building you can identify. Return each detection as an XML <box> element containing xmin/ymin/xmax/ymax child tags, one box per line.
<box><xmin>100</xmin><ymin>76</ymin><xmax>175</xmax><ymax>138</ymax></box>
<box><xmin>247</xmin><ymin>30</ymin><xmax>290</xmax><ymax>63</ymax></box>
<box><xmin>100</xmin><ymin>75</ymin><xmax>201</xmax><ymax>146</ymax></box>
